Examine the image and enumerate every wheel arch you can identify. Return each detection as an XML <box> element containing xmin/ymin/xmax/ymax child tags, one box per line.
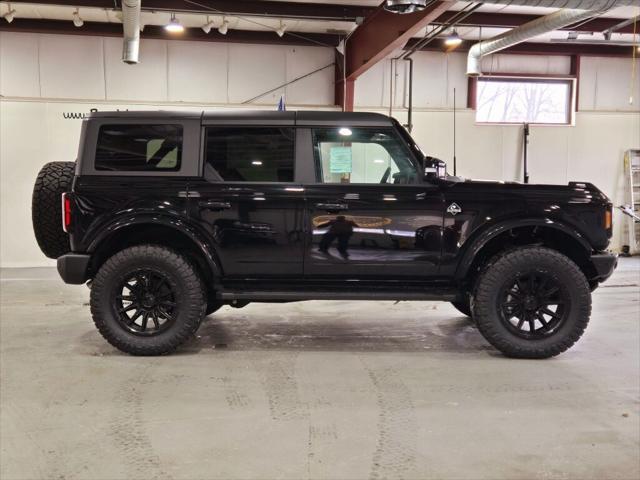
<box><xmin>456</xmin><ymin>218</ymin><xmax>596</xmax><ymax>287</ymax></box>
<box><xmin>87</xmin><ymin>217</ymin><xmax>222</xmax><ymax>287</ymax></box>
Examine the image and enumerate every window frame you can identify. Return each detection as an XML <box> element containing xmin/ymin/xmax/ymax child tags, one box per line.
<box><xmin>82</xmin><ymin>118</ymin><xmax>201</xmax><ymax>177</ymax></box>
<box><xmin>310</xmin><ymin>126</ymin><xmax>422</xmax><ymax>186</ymax></box>
<box><xmin>472</xmin><ymin>74</ymin><xmax>576</xmax><ymax>127</ymax></box>
<box><xmin>202</xmin><ymin>125</ymin><xmax>297</xmax><ymax>184</ymax></box>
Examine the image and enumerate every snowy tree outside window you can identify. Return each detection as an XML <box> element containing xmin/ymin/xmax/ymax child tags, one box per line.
<box><xmin>476</xmin><ymin>78</ymin><xmax>573</xmax><ymax>125</ymax></box>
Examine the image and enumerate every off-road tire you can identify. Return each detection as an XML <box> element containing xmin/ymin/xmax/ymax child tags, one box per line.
<box><xmin>32</xmin><ymin>161</ymin><xmax>75</xmax><ymax>259</ymax></box>
<box><xmin>473</xmin><ymin>246</ymin><xmax>591</xmax><ymax>359</ymax></box>
<box><xmin>451</xmin><ymin>297</ymin><xmax>472</xmax><ymax>317</ymax></box>
<box><xmin>90</xmin><ymin>245</ymin><xmax>206</xmax><ymax>355</ymax></box>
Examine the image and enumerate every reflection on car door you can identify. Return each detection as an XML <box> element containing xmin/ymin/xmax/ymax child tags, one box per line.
<box><xmin>303</xmin><ymin>126</ymin><xmax>444</xmax><ymax>279</ymax></box>
<box><xmin>190</xmin><ymin>124</ymin><xmax>305</xmax><ymax>278</ymax></box>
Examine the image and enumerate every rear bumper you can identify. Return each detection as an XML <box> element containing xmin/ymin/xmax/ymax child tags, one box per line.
<box><xmin>590</xmin><ymin>252</ymin><xmax>618</xmax><ymax>283</ymax></box>
<box><xmin>57</xmin><ymin>253</ymin><xmax>91</xmax><ymax>284</ymax></box>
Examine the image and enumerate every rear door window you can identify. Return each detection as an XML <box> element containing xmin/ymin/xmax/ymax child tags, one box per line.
<box><xmin>205</xmin><ymin>127</ymin><xmax>295</xmax><ymax>182</ymax></box>
<box><xmin>95</xmin><ymin>124</ymin><xmax>183</xmax><ymax>171</ymax></box>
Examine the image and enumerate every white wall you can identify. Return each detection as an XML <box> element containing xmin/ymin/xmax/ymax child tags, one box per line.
<box><xmin>1</xmin><ymin>31</ymin><xmax>639</xmax><ymax>267</ymax></box>
<box><xmin>0</xmin><ymin>32</ymin><xmax>335</xmax><ymax>105</ymax></box>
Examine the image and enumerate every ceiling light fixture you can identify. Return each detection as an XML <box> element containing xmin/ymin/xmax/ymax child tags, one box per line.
<box><xmin>444</xmin><ymin>30</ymin><xmax>462</xmax><ymax>47</ymax></box>
<box><xmin>165</xmin><ymin>13</ymin><xmax>184</xmax><ymax>33</ymax></box>
<box><xmin>339</xmin><ymin>127</ymin><xmax>352</xmax><ymax>136</ymax></box>
<box><xmin>3</xmin><ymin>5</ymin><xmax>15</xmax><ymax>23</ymax></box>
<box><xmin>384</xmin><ymin>0</ymin><xmax>427</xmax><ymax>14</ymax></box>
<box><xmin>276</xmin><ymin>20</ymin><xmax>286</xmax><ymax>38</ymax></box>
<box><xmin>218</xmin><ymin>17</ymin><xmax>229</xmax><ymax>35</ymax></box>
<box><xmin>201</xmin><ymin>16</ymin><xmax>215</xmax><ymax>34</ymax></box>
<box><xmin>72</xmin><ymin>9</ymin><xmax>83</xmax><ymax>27</ymax></box>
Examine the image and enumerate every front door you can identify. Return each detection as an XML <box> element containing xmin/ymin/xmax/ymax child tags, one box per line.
<box><xmin>190</xmin><ymin>125</ymin><xmax>304</xmax><ymax>278</ymax></box>
<box><xmin>303</xmin><ymin>126</ymin><xmax>444</xmax><ymax>279</ymax></box>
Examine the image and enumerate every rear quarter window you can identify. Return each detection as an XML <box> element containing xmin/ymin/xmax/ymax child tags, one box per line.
<box><xmin>95</xmin><ymin>124</ymin><xmax>183</xmax><ymax>171</ymax></box>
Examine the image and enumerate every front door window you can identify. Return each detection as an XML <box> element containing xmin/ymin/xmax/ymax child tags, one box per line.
<box><xmin>312</xmin><ymin>127</ymin><xmax>417</xmax><ymax>185</ymax></box>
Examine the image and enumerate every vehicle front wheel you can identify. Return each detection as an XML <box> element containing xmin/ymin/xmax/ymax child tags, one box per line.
<box><xmin>473</xmin><ymin>246</ymin><xmax>591</xmax><ymax>359</ymax></box>
<box><xmin>90</xmin><ymin>245</ymin><xmax>206</xmax><ymax>355</ymax></box>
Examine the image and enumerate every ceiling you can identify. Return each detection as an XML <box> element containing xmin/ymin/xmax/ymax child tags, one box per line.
<box><xmin>1</xmin><ymin>0</ymin><xmax>638</xmax><ymax>50</ymax></box>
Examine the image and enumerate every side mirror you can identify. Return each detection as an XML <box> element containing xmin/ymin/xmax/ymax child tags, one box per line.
<box><xmin>423</xmin><ymin>156</ymin><xmax>447</xmax><ymax>180</ymax></box>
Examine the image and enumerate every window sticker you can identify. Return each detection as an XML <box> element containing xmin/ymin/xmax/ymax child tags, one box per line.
<box><xmin>329</xmin><ymin>146</ymin><xmax>352</xmax><ymax>173</ymax></box>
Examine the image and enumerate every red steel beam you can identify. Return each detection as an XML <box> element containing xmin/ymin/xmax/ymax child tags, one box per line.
<box><xmin>8</xmin><ymin>0</ymin><xmax>374</xmax><ymax>21</ymax></box>
<box><xmin>406</xmin><ymin>38</ymin><xmax>635</xmax><ymax>57</ymax></box>
<box><xmin>432</xmin><ymin>11</ymin><xmax>638</xmax><ymax>34</ymax></box>
<box><xmin>345</xmin><ymin>1</ymin><xmax>453</xmax><ymax>82</ymax></box>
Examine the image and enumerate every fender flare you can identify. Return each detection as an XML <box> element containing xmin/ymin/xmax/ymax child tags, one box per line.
<box><xmin>87</xmin><ymin>214</ymin><xmax>222</xmax><ymax>278</ymax></box>
<box><xmin>454</xmin><ymin>217</ymin><xmax>592</xmax><ymax>281</ymax></box>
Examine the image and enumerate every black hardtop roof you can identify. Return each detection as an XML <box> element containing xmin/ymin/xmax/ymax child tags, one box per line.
<box><xmin>87</xmin><ymin>110</ymin><xmax>394</xmax><ymax>126</ymax></box>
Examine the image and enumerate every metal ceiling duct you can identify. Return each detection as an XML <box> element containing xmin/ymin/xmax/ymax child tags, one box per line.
<box><xmin>465</xmin><ymin>0</ymin><xmax>638</xmax><ymax>76</ymax></box>
<box><xmin>121</xmin><ymin>0</ymin><xmax>141</xmax><ymax>64</ymax></box>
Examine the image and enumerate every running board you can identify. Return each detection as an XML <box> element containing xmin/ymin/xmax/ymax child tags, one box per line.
<box><xmin>217</xmin><ymin>289</ymin><xmax>457</xmax><ymax>302</ymax></box>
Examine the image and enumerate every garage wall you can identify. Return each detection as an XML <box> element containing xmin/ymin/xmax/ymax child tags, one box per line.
<box><xmin>355</xmin><ymin>51</ymin><xmax>640</xmax><ymax>111</ymax></box>
<box><xmin>0</xmin><ymin>32</ymin><xmax>335</xmax><ymax>105</ymax></box>
<box><xmin>1</xmin><ymin>31</ymin><xmax>639</xmax><ymax>267</ymax></box>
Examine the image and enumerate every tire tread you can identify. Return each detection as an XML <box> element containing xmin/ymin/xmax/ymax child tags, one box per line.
<box><xmin>473</xmin><ymin>246</ymin><xmax>591</xmax><ymax>359</ymax></box>
<box><xmin>90</xmin><ymin>245</ymin><xmax>205</xmax><ymax>355</ymax></box>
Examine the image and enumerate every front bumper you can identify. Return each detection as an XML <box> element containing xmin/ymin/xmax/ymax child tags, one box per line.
<box><xmin>590</xmin><ymin>252</ymin><xmax>618</xmax><ymax>283</ymax></box>
<box><xmin>57</xmin><ymin>253</ymin><xmax>91</xmax><ymax>284</ymax></box>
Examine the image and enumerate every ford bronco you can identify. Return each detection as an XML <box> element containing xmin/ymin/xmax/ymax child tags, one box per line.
<box><xmin>32</xmin><ymin>110</ymin><xmax>617</xmax><ymax>357</ymax></box>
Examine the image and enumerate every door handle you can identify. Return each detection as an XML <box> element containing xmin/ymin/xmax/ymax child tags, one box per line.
<box><xmin>315</xmin><ymin>202</ymin><xmax>348</xmax><ymax>212</ymax></box>
<box><xmin>199</xmin><ymin>200</ymin><xmax>231</xmax><ymax>211</ymax></box>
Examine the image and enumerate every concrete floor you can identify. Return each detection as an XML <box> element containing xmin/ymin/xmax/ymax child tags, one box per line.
<box><xmin>1</xmin><ymin>260</ymin><xmax>639</xmax><ymax>480</ymax></box>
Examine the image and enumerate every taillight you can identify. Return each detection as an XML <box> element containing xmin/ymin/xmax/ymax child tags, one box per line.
<box><xmin>604</xmin><ymin>206</ymin><xmax>612</xmax><ymax>234</ymax></box>
<box><xmin>62</xmin><ymin>193</ymin><xmax>72</xmax><ymax>233</ymax></box>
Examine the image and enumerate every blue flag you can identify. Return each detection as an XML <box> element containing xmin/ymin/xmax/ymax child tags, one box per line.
<box><xmin>277</xmin><ymin>94</ymin><xmax>286</xmax><ymax>111</ymax></box>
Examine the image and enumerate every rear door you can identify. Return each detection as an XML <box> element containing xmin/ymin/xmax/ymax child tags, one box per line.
<box><xmin>189</xmin><ymin>117</ymin><xmax>305</xmax><ymax>278</ymax></box>
<box><xmin>301</xmin><ymin>125</ymin><xmax>444</xmax><ymax>279</ymax></box>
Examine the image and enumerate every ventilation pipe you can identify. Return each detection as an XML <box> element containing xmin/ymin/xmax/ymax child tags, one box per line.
<box><xmin>122</xmin><ymin>0</ymin><xmax>141</xmax><ymax>64</ymax></box>
<box><xmin>465</xmin><ymin>0</ymin><xmax>637</xmax><ymax>76</ymax></box>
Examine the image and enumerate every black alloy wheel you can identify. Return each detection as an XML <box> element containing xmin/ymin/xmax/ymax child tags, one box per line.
<box><xmin>473</xmin><ymin>246</ymin><xmax>591</xmax><ymax>359</ymax></box>
<box><xmin>498</xmin><ymin>272</ymin><xmax>569</xmax><ymax>340</ymax></box>
<box><xmin>115</xmin><ymin>269</ymin><xmax>177</xmax><ymax>336</ymax></box>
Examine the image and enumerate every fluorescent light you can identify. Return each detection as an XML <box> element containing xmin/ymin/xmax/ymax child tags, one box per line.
<box><xmin>165</xmin><ymin>14</ymin><xmax>184</xmax><ymax>33</ymax></box>
<box><xmin>339</xmin><ymin>127</ymin><xmax>352</xmax><ymax>136</ymax></box>
<box><xmin>252</xmin><ymin>160</ymin><xmax>263</xmax><ymax>166</ymax></box>
<box><xmin>276</xmin><ymin>21</ymin><xmax>286</xmax><ymax>38</ymax></box>
<box><xmin>218</xmin><ymin>18</ymin><xmax>229</xmax><ymax>35</ymax></box>
<box><xmin>201</xmin><ymin>17</ymin><xmax>215</xmax><ymax>34</ymax></box>
<box><xmin>373</xmin><ymin>159</ymin><xmax>385</xmax><ymax>164</ymax></box>
<box><xmin>3</xmin><ymin>8</ymin><xmax>15</xmax><ymax>23</ymax></box>
<box><xmin>72</xmin><ymin>9</ymin><xmax>83</xmax><ymax>27</ymax></box>
<box><xmin>444</xmin><ymin>30</ymin><xmax>462</xmax><ymax>47</ymax></box>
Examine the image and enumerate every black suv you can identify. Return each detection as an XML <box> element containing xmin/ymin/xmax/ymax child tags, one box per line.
<box><xmin>32</xmin><ymin>111</ymin><xmax>617</xmax><ymax>358</ymax></box>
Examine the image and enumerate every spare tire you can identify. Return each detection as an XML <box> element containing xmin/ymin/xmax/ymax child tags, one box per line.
<box><xmin>32</xmin><ymin>161</ymin><xmax>75</xmax><ymax>259</ymax></box>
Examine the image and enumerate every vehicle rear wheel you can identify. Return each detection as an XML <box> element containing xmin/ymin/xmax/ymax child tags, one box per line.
<box><xmin>90</xmin><ymin>245</ymin><xmax>206</xmax><ymax>355</ymax></box>
<box><xmin>451</xmin><ymin>297</ymin><xmax>472</xmax><ymax>317</ymax></box>
<box><xmin>31</xmin><ymin>161</ymin><xmax>75</xmax><ymax>259</ymax></box>
<box><xmin>473</xmin><ymin>246</ymin><xmax>591</xmax><ymax>359</ymax></box>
